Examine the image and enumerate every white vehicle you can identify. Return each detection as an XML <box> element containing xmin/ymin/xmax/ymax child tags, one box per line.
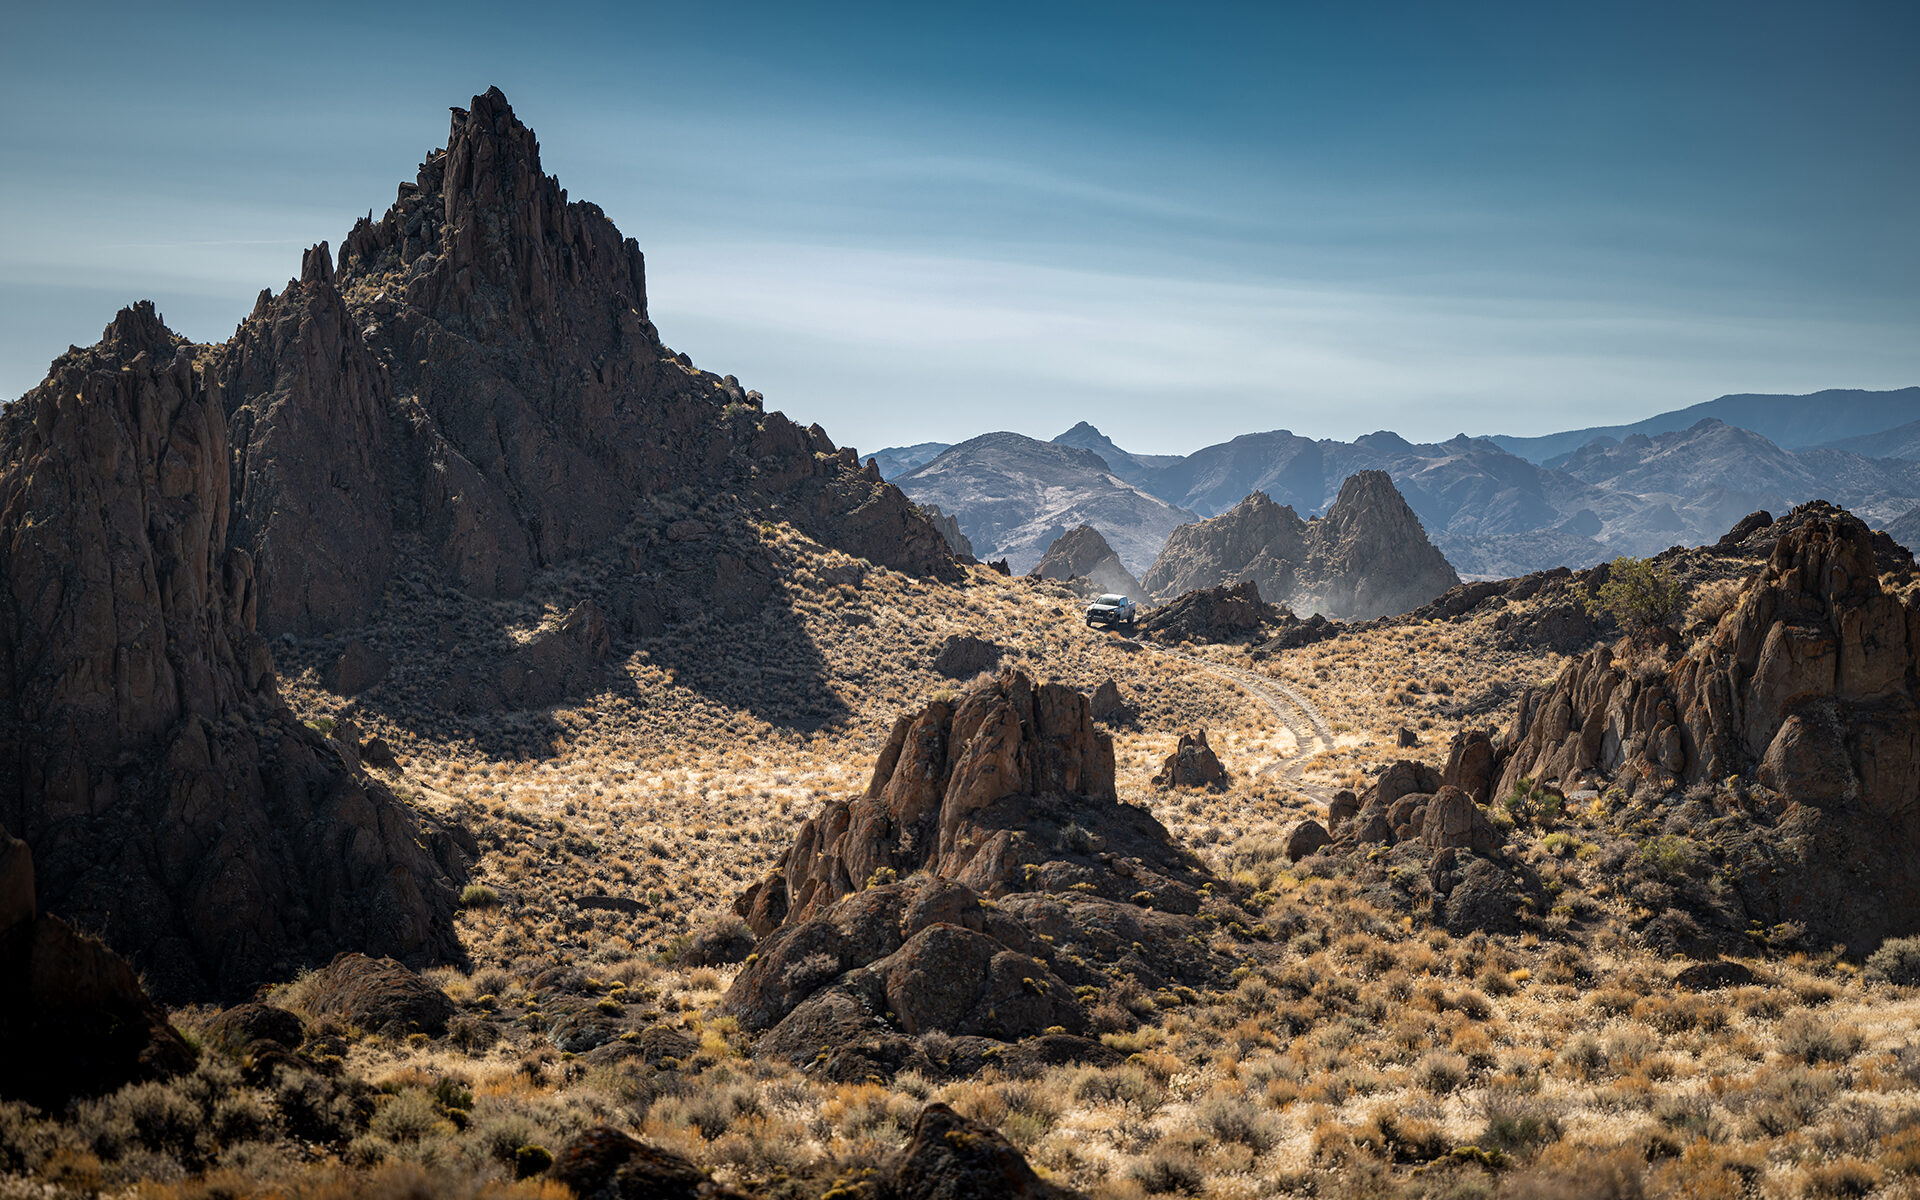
<box><xmin>1085</xmin><ymin>593</ymin><xmax>1137</xmax><ymax>631</ymax></box>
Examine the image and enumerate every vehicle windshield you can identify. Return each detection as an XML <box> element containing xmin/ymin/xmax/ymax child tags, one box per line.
<box><xmin>1094</xmin><ymin>595</ymin><xmax>1127</xmax><ymax>606</ymax></box>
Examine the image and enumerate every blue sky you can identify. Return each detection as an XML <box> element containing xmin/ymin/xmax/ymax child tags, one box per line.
<box><xmin>3</xmin><ymin>1</ymin><xmax>1915</xmax><ymax>455</ymax></box>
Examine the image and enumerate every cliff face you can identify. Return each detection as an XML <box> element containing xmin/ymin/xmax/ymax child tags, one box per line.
<box><xmin>0</xmin><ymin>305</ymin><xmax>463</xmax><ymax>999</ymax></box>
<box><xmin>208</xmin><ymin>87</ymin><xmax>955</xmax><ymax>639</ymax></box>
<box><xmin>1143</xmin><ymin>473</ymin><xmax>1459</xmax><ymax>620</ymax></box>
<box><xmin>1489</xmin><ymin>504</ymin><xmax>1920</xmax><ymax>952</ymax></box>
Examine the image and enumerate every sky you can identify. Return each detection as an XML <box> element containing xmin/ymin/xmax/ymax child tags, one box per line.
<box><xmin>2</xmin><ymin>1</ymin><xmax>1916</xmax><ymax>456</ymax></box>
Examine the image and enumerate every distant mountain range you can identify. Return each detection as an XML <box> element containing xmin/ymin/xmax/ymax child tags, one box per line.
<box><xmin>877</xmin><ymin>387</ymin><xmax>1920</xmax><ymax>579</ymax></box>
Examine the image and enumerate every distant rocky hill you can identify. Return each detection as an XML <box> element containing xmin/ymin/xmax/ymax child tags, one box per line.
<box><xmin>1888</xmin><ymin>506</ymin><xmax>1920</xmax><ymax>555</ymax></box>
<box><xmin>894</xmin><ymin>432</ymin><xmax>1196</xmax><ymax>574</ymax></box>
<box><xmin>871</xmin><ymin>441</ymin><xmax>950</xmax><ymax>479</ymax></box>
<box><xmin>1143</xmin><ymin>473</ymin><xmax>1460</xmax><ymax>619</ymax></box>
<box><xmin>1050</xmin><ymin>420</ymin><xmax>1180</xmax><ymax>488</ymax></box>
<box><xmin>1028</xmin><ymin>525</ymin><xmax>1144</xmax><ymax>601</ymax></box>
<box><xmin>0</xmin><ymin>88</ymin><xmax>960</xmax><ymax>997</ymax></box>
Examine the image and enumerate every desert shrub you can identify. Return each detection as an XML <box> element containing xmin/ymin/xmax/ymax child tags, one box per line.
<box><xmin>1634</xmin><ymin>835</ymin><xmax>1694</xmax><ymax>882</ymax></box>
<box><xmin>1478</xmin><ymin>1089</ymin><xmax>1563</xmax><ymax>1156</ymax></box>
<box><xmin>1778</xmin><ymin>1014</ymin><xmax>1863</xmax><ymax>1064</ymax></box>
<box><xmin>679</xmin><ymin>914</ymin><xmax>754</xmax><ymax>967</ymax></box>
<box><xmin>1590</xmin><ymin>556</ymin><xmax>1687</xmax><ymax>635</ymax></box>
<box><xmin>0</xmin><ymin>1100</ymin><xmax>55</xmax><ymax>1173</ymax></box>
<box><xmin>273</xmin><ymin>1068</ymin><xmax>364</xmax><ymax>1145</ymax></box>
<box><xmin>1196</xmin><ymin>1093</ymin><xmax>1277</xmax><ymax>1152</ymax></box>
<box><xmin>369</xmin><ymin>1091</ymin><xmax>451</xmax><ymax>1144</ymax></box>
<box><xmin>1688</xmin><ymin>578</ymin><xmax>1746</xmax><ymax>632</ymax></box>
<box><xmin>1799</xmin><ymin>1158</ymin><xmax>1883</xmax><ymax>1198</ymax></box>
<box><xmin>81</xmin><ymin>1079</ymin><xmax>205</xmax><ymax>1164</ymax></box>
<box><xmin>1415</xmin><ymin>1050</ymin><xmax>1470</xmax><ymax>1094</ymax></box>
<box><xmin>652</xmin><ymin>1082</ymin><xmax>761</xmax><ymax>1140</ymax></box>
<box><xmin>1127</xmin><ymin>1143</ymin><xmax>1207</xmax><ymax>1196</ymax></box>
<box><xmin>459</xmin><ymin>885</ymin><xmax>499</xmax><ymax>909</ymax></box>
<box><xmin>1865</xmin><ymin>935</ymin><xmax>1920</xmax><ymax>986</ymax></box>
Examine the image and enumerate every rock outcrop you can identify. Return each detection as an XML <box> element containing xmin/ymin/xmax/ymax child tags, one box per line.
<box><xmin>204</xmin><ymin>86</ymin><xmax>955</xmax><ymax>647</ymax></box>
<box><xmin>1</xmin><ymin>825</ymin><xmax>196</xmax><ymax>1106</ymax></box>
<box><xmin>1142</xmin><ymin>475</ymin><xmax>1460</xmax><ymax>620</ymax></box>
<box><xmin>1143</xmin><ymin>492</ymin><xmax>1307</xmax><ymax>603</ymax></box>
<box><xmin>919</xmin><ymin>502</ymin><xmax>975</xmax><ymax>558</ymax></box>
<box><xmin>726</xmin><ymin>671</ymin><xmax>1237</xmax><ymax>1075</ymax></box>
<box><xmin>1488</xmin><ymin>504</ymin><xmax>1920</xmax><ymax>952</ymax></box>
<box><xmin>1028</xmin><ymin>524</ymin><xmax>1145</xmax><ymax>601</ymax></box>
<box><xmin>1137</xmin><ymin>580</ymin><xmax>1279</xmax><ymax>642</ymax></box>
<box><xmin>0</xmin><ymin>304</ymin><xmax>465</xmax><ymax>998</ymax></box>
<box><xmin>1151</xmin><ymin>730</ymin><xmax>1230</xmax><ymax>790</ymax></box>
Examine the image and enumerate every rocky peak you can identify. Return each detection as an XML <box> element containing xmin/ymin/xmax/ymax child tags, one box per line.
<box><xmin>1142</xmin><ymin>476</ymin><xmax>1457</xmax><ymax>620</ymax></box>
<box><xmin>1028</xmin><ymin>524</ymin><xmax>1145</xmax><ymax>599</ymax></box>
<box><xmin>0</xmin><ymin>307</ymin><xmax>463</xmax><ymax>999</ymax></box>
<box><xmin>1299</xmin><ymin>470</ymin><xmax>1461</xmax><ymax>619</ymax></box>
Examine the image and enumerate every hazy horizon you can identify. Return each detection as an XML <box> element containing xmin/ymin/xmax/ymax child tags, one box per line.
<box><xmin>5</xmin><ymin>1</ymin><xmax>1916</xmax><ymax>455</ymax></box>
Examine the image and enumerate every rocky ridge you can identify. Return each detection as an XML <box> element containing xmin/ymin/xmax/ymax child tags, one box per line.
<box><xmin>1143</xmin><ymin>473</ymin><xmax>1460</xmax><ymax>620</ymax></box>
<box><xmin>0</xmin><ymin>304</ymin><xmax>466</xmax><ymax>999</ymax></box>
<box><xmin>1473</xmin><ymin>504</ymin><xmax>1920</xmax><ymax>952</ymax></box>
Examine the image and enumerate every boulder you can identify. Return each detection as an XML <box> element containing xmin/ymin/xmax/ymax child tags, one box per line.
<box><xmin>1152</xmin><ymin>729</ymin><xmax>1230</xmax><ymax>790</ymax></box>
<box><xmin>0</xmin><ymin>825</ymin><xmax>197</xmax><ymax>1106</ymax></box>
<box><xmin>1441</xmin><ymin>729</ymin><xmax>1498</xmax><ymax>804</ymax></box>
<box><xmin>1422</xmin><ymin>786</ymin><xmax>1502</xmax><ymax>856</ymax></box>
<box><xmin>889</xmin><ymin>1102</ymin><xmax>1074</xmax><ymax>1200</ymax></box>
<box><xmin>205</xmin><ymin>1002</ymin><xmax>307</xmax><ymax>1052</ymax></box>
<box><xmin>549</xmin><ymin>1127</ymin><xmax>749</xmax><ymax>1200</ymax></box>
<box><xmin>304</xmin><ymin>953</ymin><xmax>454</xmax><ymax>1034</ymax></box>
<box><xmin>934</xmin><ymin>635</ymin><xmax>1003</xmax><ymax>678</ymax></box>
<box><xmin>1327</xmin><ymin>790</ymin><xmax>1360</xmax><ymax>830</ymax></box>
<box><xmin>1088</xmin><ymin>679</ymin><xmax>1125</xmax><ymax>720</ymax></box>
<box><xmin>1283</xmin><ymin>819</ymin><xmax>1331</xmax><ymax>862</ymax></box>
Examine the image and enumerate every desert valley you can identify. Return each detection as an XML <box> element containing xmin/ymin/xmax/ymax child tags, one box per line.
<box><xmin>5</xmin><ymin>76</ymin><xmax>1920</xmax><ymax>1200</ymax></box>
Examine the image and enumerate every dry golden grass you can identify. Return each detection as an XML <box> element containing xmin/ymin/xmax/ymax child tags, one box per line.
<box><xmin>11</xmin><ymin>526</ymin><xmax>1920</xmax><ymax>1200</ymax></box>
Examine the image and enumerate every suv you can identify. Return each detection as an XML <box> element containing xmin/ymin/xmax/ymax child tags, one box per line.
<box><xmin>1085</xmin><ymin>593</ymin><xmax>1137</xmax><ymax>631</ymax></box>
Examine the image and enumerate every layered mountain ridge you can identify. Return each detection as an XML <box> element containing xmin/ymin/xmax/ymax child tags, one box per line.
<box><xmin>880</xmin><ymin>398</ymin><xmax>1920</xmax><ymax>586</ymax></box>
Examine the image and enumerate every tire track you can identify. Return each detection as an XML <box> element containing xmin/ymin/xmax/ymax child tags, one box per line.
<box><xmin>1161</xmin><ymin>648</ymin><xmax>1334</xmax><ymax>796</ymax></box>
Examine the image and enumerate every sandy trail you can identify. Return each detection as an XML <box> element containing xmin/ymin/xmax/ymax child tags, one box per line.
<box><xmin>1160</xmin><ymin>646</ymin><xmax>1334</xmax><ymax>796</ymax></box>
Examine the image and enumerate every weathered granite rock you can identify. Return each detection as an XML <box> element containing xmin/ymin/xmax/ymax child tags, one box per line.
<box><xmin>0</xmin><ymin>305</ymin><xmax>464</xmax><ymax>999</ymax></box>
<box><xmin>1152</xmin><ymin>729</ymin><xmax>1230</xmax><ymax>790</ymax></box>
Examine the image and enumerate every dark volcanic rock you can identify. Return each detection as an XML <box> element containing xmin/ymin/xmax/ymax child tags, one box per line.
<box><xmin>889</xmin><ymin>1102</ymin><xmax>1075</xmax><ymax>1200</ymax></box>
<box><xmin>1138</xmin><ymin>580</ymin><xmax>1278</xmax><ymax>642</ymax></box>
<box><xmin>204</xmin><ymin>1002</ymin><xmax>307</xmax><ymax>1052</ymax></box>
<box><xmin>0</xmin><ymin>304</ymin><xmax>464</xmax><ymax>999</ymax></box>
<box><xmin>0</xmin><ymin>825</ymin><xmax>197</xmax><ymax>1106</ymax></box>
<box><xmin>205</xmin><ymin>86</ymin><xmax>956</xmax><ymax>644</ymax></box>
<box><xmin>933</xmin><ymin>634</ymin><xmax>1004</xmax><ymax>678</ymax></box>
<box><xmin>550</xmin><ymin>1127</ymin><xmax>749</xmax><ymax>1200</ymax></box>
<box><xmin>1151</xmin><ymin>729</ymin><xmax>1230</xmax><ymax>790</ymax></box>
